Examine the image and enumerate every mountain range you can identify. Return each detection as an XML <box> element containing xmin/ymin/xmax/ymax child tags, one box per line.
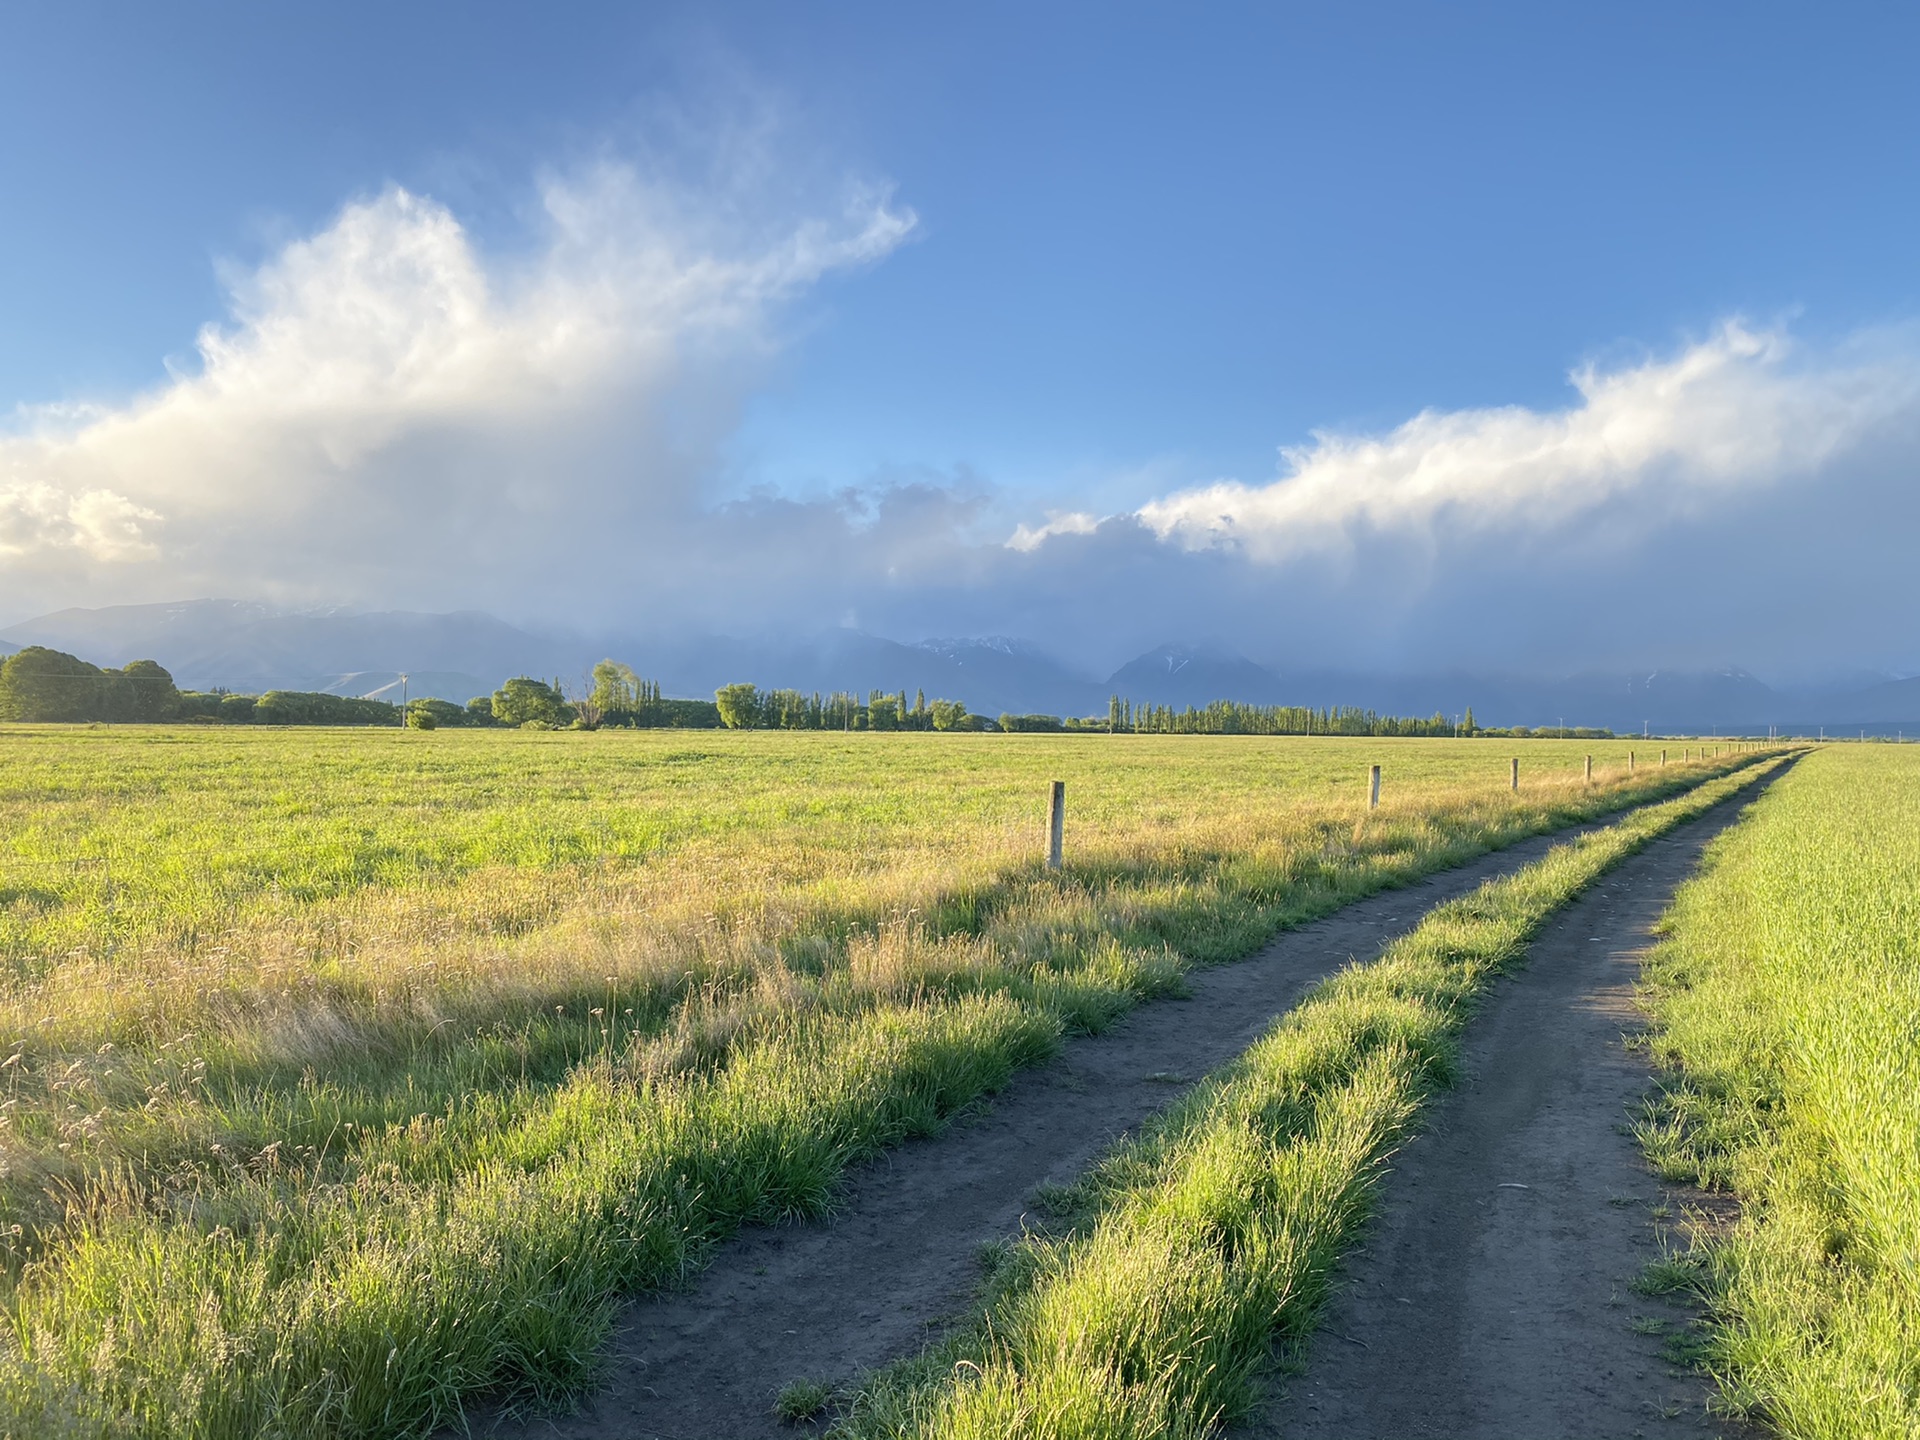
<box><xmin>2</xmin><ymin>599</ymin><xmax>1916</xmax><ymax>734</ymax></box>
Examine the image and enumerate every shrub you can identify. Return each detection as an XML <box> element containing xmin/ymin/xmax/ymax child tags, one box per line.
<box><xmin>408</xmin><ymin>698</ymin><xmax>465</xmax><ymax>728</ymax></box>
<box><xmin>997</xmin><ymin>713</ymin><xmax>1065</xmax><ymax>733</ymax></box>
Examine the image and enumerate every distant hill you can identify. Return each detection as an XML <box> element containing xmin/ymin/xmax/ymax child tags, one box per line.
<box><xmin>0</xmin><ymin>601</ymin><xmax>564</xmax><ymax>700</ymax></box>
<box><xmin>624</xmin><ymin>629</ymin><xmax>1105</xmax><ymax>718</ymax></box>
<box><xmin>1784</xmin><ymin>675</ymin><xmax>1920</xmax><ymax>728</ymax></box>
<box><xmin>1569</xmin><ymin>668</ymin><xmax>1780</xmax><ymax>733</ymax></box>
<box><xmin>1252</xmin><ymin>667</ymin><xmax>1788</xmax><ymax>734</ymax></box>
<box><xmin>3</xmin><ymin>599</ymin><xmax>1914</xmax><ymax>731</ymax></box>
<box><xmin>1105</xmin><ymin>643</ymin><xmax>1289</xmax><ymax>709</ymax></box>
<box><xmin>2</xmin><ymin>599</ymin><xmax>280</xmax><ymax>659</ymax></box>
<box><xmin>317</xmin><ymin>671</ymin><xmax>493</xmax><ymax>705</ymax></box>
<box><xmin>1466</xmin><ymin>668</ymin><xmax>1781</xmax><ymax>735</ymax></box>
<box><xmin>1243</xmin><ymin>665</ymin><xmax>1920</xmax><ymax>734</ymax></box>
<box><xmin>914</xmin><ymin>637</ymin><xmax>1106</xmax><ymax>716</ymax></box>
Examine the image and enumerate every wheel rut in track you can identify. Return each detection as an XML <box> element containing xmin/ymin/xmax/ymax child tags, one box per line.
<box><xmin>1247</xmin><ymin>780</ymin><xmax>1778</xmax><ymax>1440</ymax></box>
<box><xmin>469</xmin><ymin>814</ymin><xmax>1651</xmax><ymax>1440</ymax></box>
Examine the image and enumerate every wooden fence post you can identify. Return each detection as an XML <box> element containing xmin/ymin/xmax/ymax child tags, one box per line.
<box><xmin>1629</xmin><ymin>750</ymin><xmax>1635</xmax><ymax>773</ymax></box>
<box><xmin>1584</xmin><ymin>754</ymin><xmax>1593</xmax><ymax>784</ymax></box>
<box><xmin>1368</xmin><ymin>764</ymin><xmax>1381</xmax><ymax>810</ymax></box>
<box><xmin>1047</xmin><ymin>781</ymin><xmax>1065</xmax><ymax>870</ymax></box>
<box><xmin>1510</xmin><ymin>756</ymin><xmax>1519</xmax><ymax>792</ymax></box>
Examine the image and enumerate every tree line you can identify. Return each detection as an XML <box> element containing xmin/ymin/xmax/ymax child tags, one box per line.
<box><xmin>1104</xmin><ymin>698</ymin><xmax>1610</xmax><ymax>739</ymax></box>
<box><xmin>0</xmin><ymin>650</ymin><xmax>721</xmax><ymax>730</ymax></box>
<box><xmin>0</xmin><ymin>643</ymin><xmax>1611</xmax><ymax>738</ymax></box>
<box><xmin>407</xmin><ymin>664</ymin><xmax>721</xmax><ymax>730</ymax></box>
<box><xmin>699</xmin><ymin>686</ymin><xmax>1588</xmax><ymax>738</ymax></box>
<box><xmin>709</xmin><ymin>684</ymin><xmax>996</xmax><ymax>731</ymax></box>
<box><xmin>1113</xmin><ymin>698</ymin><xmax>1472</xmax><ymax>736</ymax></box>
<box><xmin>0</xmin><ymin>646</ymin><xmax>391</xmax><ymax>726</ymax></box>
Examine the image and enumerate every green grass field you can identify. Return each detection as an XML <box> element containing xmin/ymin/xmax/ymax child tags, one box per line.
<box><xmin>0</xmin><ymin>726</ymin><xmax>1756</xmax><ymax>1438</ymax></box>
<box><xmin>1638</xmin><ymin>746</ymin><xmax>1920</xmax><ymax>1440</ymax></box>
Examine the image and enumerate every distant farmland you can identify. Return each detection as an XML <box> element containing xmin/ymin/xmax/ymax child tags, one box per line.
<box><xmin>0</xmin><ymin>727</ymin><xmax>1761</xmax><ymax>1437</ymax></box>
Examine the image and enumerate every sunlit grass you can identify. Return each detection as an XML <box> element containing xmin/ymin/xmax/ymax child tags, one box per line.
<box><xmin>0</xmin><ymin>726</ymin><xmax>1762</xmax><ymax>1437</ymax></box>
<box><xmin>831</xmin><ymin>759</ymin><xmax>1788</xmax><ymax>1439</ymax></box>
<box><xmin>1637</xmin><ymin>745</ymin><xmax>1920</xmax><ymax>1440</ymax></box>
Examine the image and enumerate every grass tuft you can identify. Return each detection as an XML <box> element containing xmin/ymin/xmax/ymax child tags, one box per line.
<box><xmin>775</xmin><ymin>1378</ymin><xmax>836</xmax><ymax>1424</ymax></box>
<box><xmin>1633</xmin><ymin>1255</ymin><xmax>1707</xmax><ymax>1297</ymax></box>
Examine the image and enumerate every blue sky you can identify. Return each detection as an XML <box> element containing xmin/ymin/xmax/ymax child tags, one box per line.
<box><xmin>3</xmin><ymin>4</ymin><xmax>1918</xmax><ymax>676</ymax></box>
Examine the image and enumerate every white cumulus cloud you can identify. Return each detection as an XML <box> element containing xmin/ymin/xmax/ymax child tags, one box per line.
<box><xmin>0</xmin><ymin>161</ymin><xmax>915</xmax><ymax>618</ymax></box>
<box><xmin>1006</xmin><ymin>510</ymin><xmax>1099</xmax><ymax>551</ymax></box>
<box><xmin>974</xmin><ymin>321</ymin><xmax>1920</xmax><ymax>677</ymax></box>
<box><xmin>1130</xmin><ymin>322</ymin><xmax>1920</xmax><ymax>562</ymax></box>
<box><xmin>0</xmin><ymin>481</ymin><xmax>159</xmax><ymax>560</ymax></box>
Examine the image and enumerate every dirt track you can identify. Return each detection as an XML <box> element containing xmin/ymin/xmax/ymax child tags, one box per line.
<box><xmin>1248</xmin><ymin>782</ymin><xmax>1772</xmax><ymax>1440</ymax></box>
<box><xmin>471</xmin><ymin>818</ymin><xmax>1636</xmax><ymax>1440</ymax></box>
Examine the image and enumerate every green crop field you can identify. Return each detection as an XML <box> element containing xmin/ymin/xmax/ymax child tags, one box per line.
<box><xmin>0</xmin><ymin>725</ymin><xmax>1755</xmax><ymax>1438</ymax></box>
<box><xmin>1639</xmin><ymin>746</ymin><xmax>1920</xmax><ymax>1440</ymax></box>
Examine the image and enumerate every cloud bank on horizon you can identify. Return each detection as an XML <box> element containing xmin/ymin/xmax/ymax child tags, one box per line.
<box><xmin>3</xmin><ymin>162</ymin><xmax>1916</xmax><ymax>680</ymax></box>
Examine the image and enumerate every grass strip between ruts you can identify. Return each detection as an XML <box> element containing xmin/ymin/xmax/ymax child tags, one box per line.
<box><xmin>831</xmin><ymin>753</ymin><xmax>1797</xmax><ymax>1439</ymax></box>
